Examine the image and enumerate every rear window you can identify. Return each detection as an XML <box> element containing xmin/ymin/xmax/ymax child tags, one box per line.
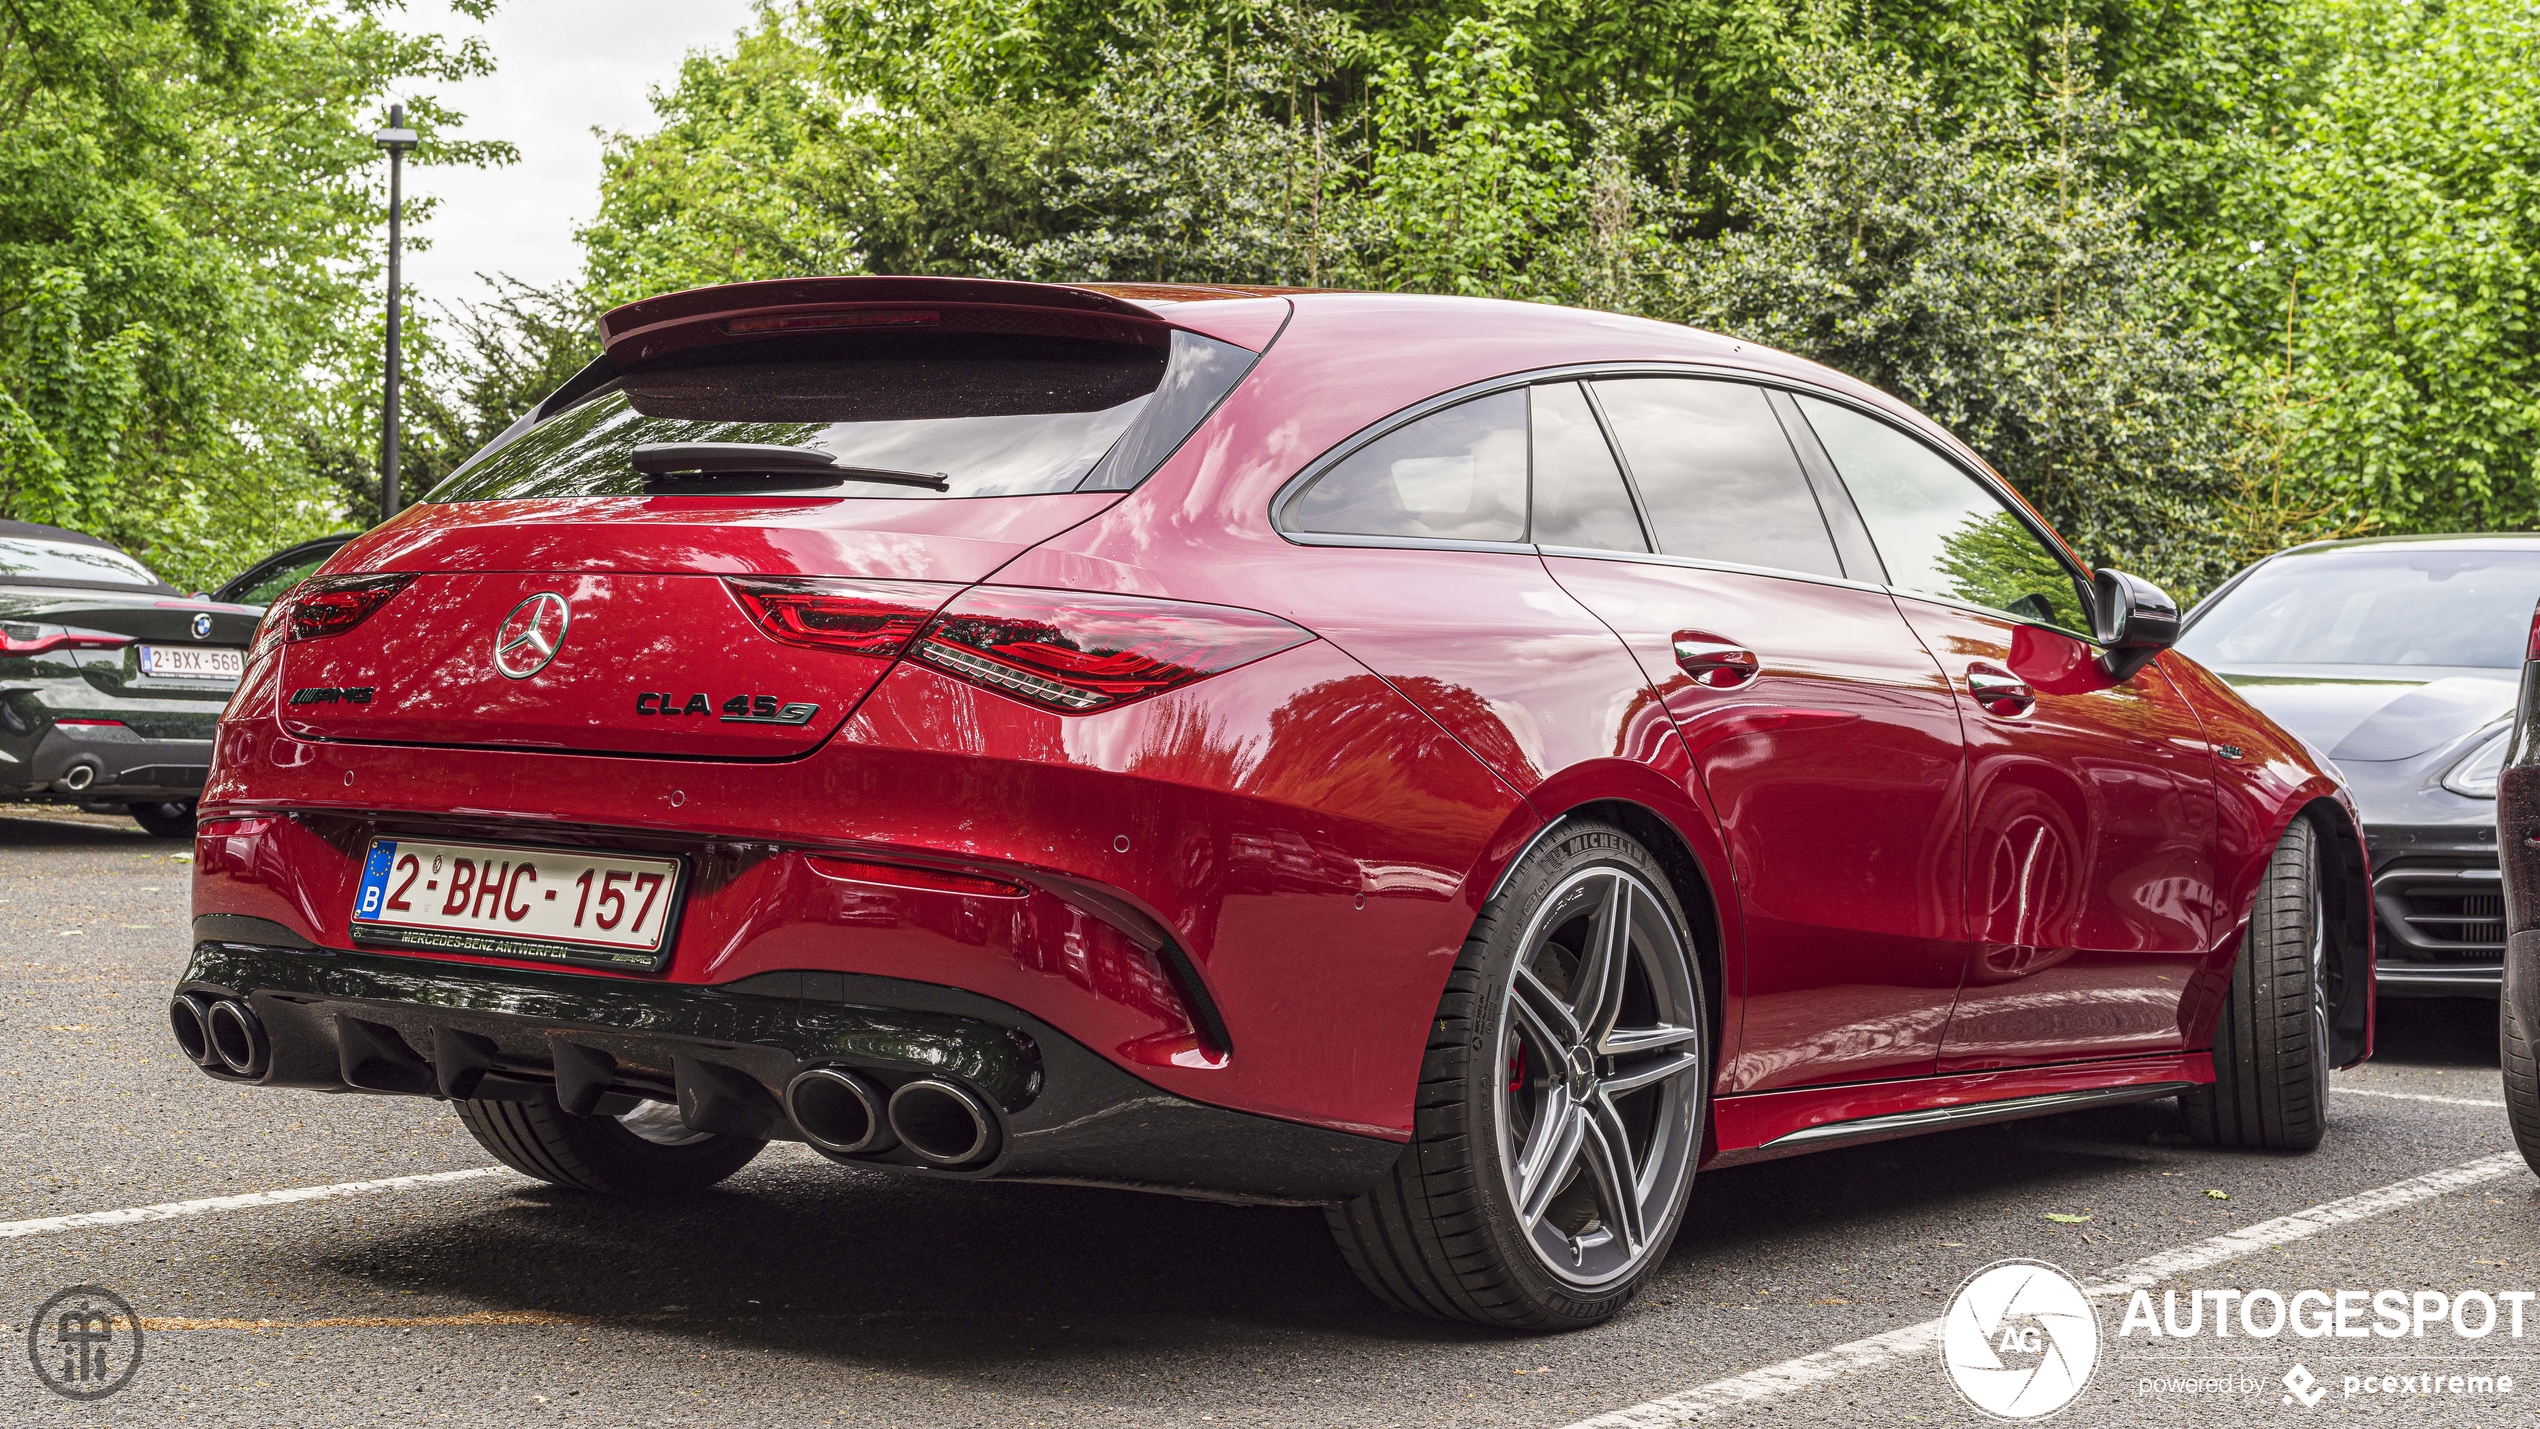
<box><xmin>0</xmin><ymin>536</ymin><xmax>166</xmax><ymax>589</ymax></box>
<box><xmin>428</xmin><ymin>329</ymin><xmax>1255</xmax><ymax>502</ymax></box>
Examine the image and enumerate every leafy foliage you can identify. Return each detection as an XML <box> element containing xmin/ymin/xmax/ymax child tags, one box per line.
<box><xmin>0</xmin><ymin>0</ymin><xmax>513</xmax><ymax>590</ymax></box>
<box><xmin>1677</xmin><ymin>31</ymin><xmax>2240</xmax><ymax>591</ymax></box>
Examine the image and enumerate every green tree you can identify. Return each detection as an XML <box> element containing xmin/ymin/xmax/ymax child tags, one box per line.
<box><xmin>2215</xmin><ymin>0</ymin><xmax>2540</xmax><ymax>537</ymax></box>
<box><xmin>0</xmin><ymin>0</ymin><xmax>511</xmax><ymax>589</ymax></box>
<box><xmin>1678</xmin><ymin>29</ymin><xmax>2240</xmax><ymax>595</ymax></box>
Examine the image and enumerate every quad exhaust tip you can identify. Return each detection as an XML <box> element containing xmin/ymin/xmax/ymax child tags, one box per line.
<box><xmin>169</xmin><ymin>994</ymin><xmax>215</xmax><ymax>1067</ymax></box>
<box><xmin>887</xmin><ymin>1078</ymin><xmax>1000</xmax><ymax>1167</ymax></box>
<box><xmin>785</xmin><ymin>1067</ymin><xmax>896</xmax><ymax>1157</ymax></box>
<box><xmin>171</xmin><ymin>994</ymin><xmax>268</xmax><ymax>1078</ymax></box>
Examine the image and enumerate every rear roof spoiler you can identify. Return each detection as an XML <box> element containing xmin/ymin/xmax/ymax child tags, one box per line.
<box><xmin>531</xmin><ymin>276</ymin><xmax>1230</xmax><ymax>425</ymax></box>
<box><xmin>598</xmin><ymin>275</ymin><xmax>1173</xmax><ymax>368</ymax></box>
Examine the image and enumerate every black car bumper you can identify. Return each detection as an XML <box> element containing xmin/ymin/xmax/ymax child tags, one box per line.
<box><xmin>175</xmin><ymin>919</ymin><xmax>1399</xmax><ymax>1206</ymax></box>
<box><xmin>2367</xmin><ymin>823</ymin><xmax>2504</xmax><ymax>997</ymax></box>
<box><xmin>7</xmin><ymin>720</ymin><xmax>210</xmax><ymax>802</ymax></box>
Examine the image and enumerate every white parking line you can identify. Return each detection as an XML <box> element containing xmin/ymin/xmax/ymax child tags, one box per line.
<box><xmin>2333</xmin><ymin>1085</ymin><xmax>2508</xmax><ymax>1108</ymax></box>
<box><xmin>1561</xmin><ymin>1151</ymin><xmax>2527</xmax><ymax>1429</ymax></box>
<box><xmin>0</xmin><ymin>1167</ymin><xmax>515</xmax><ymax>1241</ymax></box>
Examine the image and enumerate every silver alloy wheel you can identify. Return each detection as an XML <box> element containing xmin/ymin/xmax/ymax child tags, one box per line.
<box><xmin>1494</xmin><ymin>865</ymin><xmax>1705</xmax><ymax>1288</ymax></box>
<box><xmin>618</xmin><ymin>1098</ymin><xmax>713</xmax><ymax>1147</ymax></box>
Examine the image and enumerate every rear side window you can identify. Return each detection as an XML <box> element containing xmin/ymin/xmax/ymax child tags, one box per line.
<box><xmin>428</xmin><ymin>329</ymin><xmax>1254</xmax><ymax>502</ymax></box>
<box><xmin>1795</xmin><ymin>395</ymin><xmax>2086</xmax><ymax>630</ymax></box>
<box><xmin>1281</xmin><ymin>390</ymin><xmax>1529</xmax><ymax>542</ymax></box>
<box><xmin>1590</xmin><ymin>378</ymin><xmax>1842</xmax><ymax>579</ymax></box>
<box><xmin>1529</xmin><ymin>383</ymin><xmax>1647</xmax><ymax>552</ymax></box>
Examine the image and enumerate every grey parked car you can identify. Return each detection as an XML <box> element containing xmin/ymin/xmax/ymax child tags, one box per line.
<box><xmin>2178</xmin><ymin>533</ymin><xmax>2540</xmax><ymax>997</ymax></box>
<box><xmin>0</xmin><ymin>520</ymin><xmax>260</xmax><ymax>836</ymax></box>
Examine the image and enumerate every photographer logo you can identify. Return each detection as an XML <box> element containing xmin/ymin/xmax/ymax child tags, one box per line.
<box><xmin>25</xmin><ymin>1284</ymin><xmax>143</xmax><ymax>1401</ymax></box>
<box><xmin>1943</xmin><ymin>1259</ymin><xmax>2100</xmax><ymax>1420</ymax></box>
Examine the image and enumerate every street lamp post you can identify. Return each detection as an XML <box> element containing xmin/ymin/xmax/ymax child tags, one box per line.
<box><xmin>373</xmin><ymin>104</ymin><xmax>420</xmax><ymax>523</ymax></box>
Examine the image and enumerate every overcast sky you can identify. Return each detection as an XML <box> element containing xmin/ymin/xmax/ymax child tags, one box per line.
<box><xmin>394</xmin><ymin>0</ymin><xmax>763</xmax><ymax>310</ymax></box>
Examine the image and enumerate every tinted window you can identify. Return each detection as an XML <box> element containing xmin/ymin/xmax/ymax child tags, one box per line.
<box><xmin>0</xmin><ymin>536</ymin><xmax>164</xmax><ymax>588</ymax></box>
<box><xmin>2179</xmin><ymin>548</ymin><xmax>2540</xmax><ymax>668</ymax></box>
<box><xmin>1284</xmin><ymin>390</ymin><xmax>1528</xmax><ymax>542</ymax></box>
<box><xmin>1591</xmin><ymin>378</ymin><xmax>1840</xmax><ymax>578</ymax></box>
<box><xmin>429</xmin><ymin>329</ymin><xmax>1252</xmax><ymax>502</ymax></box>
<box><xmin>1796</xmin><ymin>395</ymin><xmax>2086</xmax><ymax>630</ymax></box>
<box><xmin>1529</xmin><ymin>382</ymin><xmax>1646</xmax><ymax>551</ymax></box>
<box><xmin>227</xmin><ymin>555</ymin><xmax>333</xmax><ymax>607</ymax></box>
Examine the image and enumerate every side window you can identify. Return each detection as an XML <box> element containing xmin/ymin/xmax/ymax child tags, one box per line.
<box><xmin>1794</xmin><ymin>395</ymin><xmax>2086</xmax><ymax>630</ymax></box>
<box><xmin>1283</xmin><ymin>390</ymin><xmax>1528</xmax><ymax>542</ymax></box>
<box><xmin>1590</xmin><ymin>378</ymin><xmax>1843</xmax><ymax>579</ymax></box>
<box><xmin>1529</xmin><ymin>382</ymin><xmax>1647</xmax><ymax>552</ymax></box>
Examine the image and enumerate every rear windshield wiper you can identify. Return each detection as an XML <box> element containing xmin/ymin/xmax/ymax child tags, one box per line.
<box><xmin>630</xmin><ymin>443</ymin><xmax>950</xmax><ymax>491</ymax></box>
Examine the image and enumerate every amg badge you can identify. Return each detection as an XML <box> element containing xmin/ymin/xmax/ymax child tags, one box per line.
<box><xmin>634</xmin><ymin>691</ymin><xmax>820</xmax><ymax>726</ymax></box>
<box><xmin>289</xmin><ymin>686</ymin><xmax>375</xmax><ymax>706</ymax></box>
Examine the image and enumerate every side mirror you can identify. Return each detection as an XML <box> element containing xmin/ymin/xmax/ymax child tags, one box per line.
<box><xmin>2090</xmin><ymin>568</ymin><xmax>2179</xmax><ymax>682</ymax></box>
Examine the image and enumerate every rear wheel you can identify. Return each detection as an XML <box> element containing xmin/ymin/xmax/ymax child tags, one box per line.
<box><xmin>2184</xmin><ymin>815</ymin><xmax>2331</xmax><ymax>1151</ymax></box>
<box><xmin>2502</xmin><ymin>989</ymin><xmax>2540</xmax><ymax>1177</ymax></box>
<box><xmin>1326</xmin><ymin>822</ymin><xmax>1709</xmax><ymax>1329</ymax></box>
<box><xmin>456</xmin><ymin>1093</ymin><xmax>764</xmax><ymax>1195</ymax></box>
<box><xmin>128</xmin><ymin>800</ymin><xmax>197</xmax><ymax>838</ymax></box>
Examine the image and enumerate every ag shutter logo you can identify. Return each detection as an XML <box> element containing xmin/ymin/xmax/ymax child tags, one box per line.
<box><xmin>26</xmin><ymin>1284</ymin><xmax>143</xmax><ymax>1400</ymax></box>
<box><xmin>1942</xmin><ymin>1259</ymin><xmax>2101</xmax><ymax>1420</ymax></box>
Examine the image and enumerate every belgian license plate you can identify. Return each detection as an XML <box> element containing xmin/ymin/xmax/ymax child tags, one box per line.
<box><xmin>139</xmin><ymin>645</ymin><xmax>243</xmax><ymax>680</ymax></box>
<box><xmin>349</xmin><ymin>838</ymin><xmax>685</xmax><ymax>971</ymax></box>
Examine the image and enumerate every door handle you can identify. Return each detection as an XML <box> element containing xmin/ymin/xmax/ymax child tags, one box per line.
<box><xmin>1673</xmin><ymin>632</ymin><xmax>1761</xmax><ymax>689</ymax></box>
<box><xmin>1964</xmin><ymin>662</ymin><xmax>2035</xmax><ymax>716</ymax></box>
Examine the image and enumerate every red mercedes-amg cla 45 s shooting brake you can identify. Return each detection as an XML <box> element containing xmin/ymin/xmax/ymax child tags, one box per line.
<box><xmin>177</xmin><ymin>277</ymin><xmax>2372</xmax><ymax>1328</ymax></box>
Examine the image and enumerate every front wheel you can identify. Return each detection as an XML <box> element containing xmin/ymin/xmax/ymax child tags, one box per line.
<box><xmin>457</xmin><ymin>1093</ymin><xmax>764</xmax><ymax>1195</ymax></box>
<box><xmin>1326</xmin><ymin>821</ymin><xmax>1710</xmax><ymax>1329</ymax></box>
<box><xmin>2184</xmin><ymin>815</ymin><xmax>2331</xmax><ymax>1151</ymax></box>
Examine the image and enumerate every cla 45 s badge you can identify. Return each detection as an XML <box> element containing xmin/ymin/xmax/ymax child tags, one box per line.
<box><xmin>634</xmin><ymin>691</ymin><xmax>819</xmax><ymax>726</ymax></box>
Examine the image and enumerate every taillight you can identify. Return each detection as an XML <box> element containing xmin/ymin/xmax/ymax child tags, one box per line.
<box><xmin>2526</xmin><ymin>597</ymin><xmax>2540</xmax><ymax>661</ymax></box>
<box><xmin>285</xmin><ymin>574</ymin><xmax>413</xmax><ymax>643</ymax></box>
<box><xmin>724</xmin><ymin>577</ymin><xmax>962</xmax><ymax>658</ymax></box>
<box><xmin>911</xmin><ymin>589</ymin><xmax>1312</xmax><ymax>713</ymax></box>
<box><xmin>0</xmin><ymin>622</ymin><xmax>132</xmax><ymax>655</ymax></box>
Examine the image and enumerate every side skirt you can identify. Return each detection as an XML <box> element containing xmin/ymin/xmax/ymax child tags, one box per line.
<box><xmin>1704</xmin><ymin>1052</ymin><xmax>2213</xmax><ymax>1168</ymax></box>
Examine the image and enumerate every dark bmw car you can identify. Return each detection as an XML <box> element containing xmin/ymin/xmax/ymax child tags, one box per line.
<box><xmin>2179</xmin><ymin>534</ymin><xmax>2540</xmax><ymax>997</ymax></box>
<box><xmin>1</xmin><ymin>520</ymin><xmax>261</xmax><ymax>835</ymax></box>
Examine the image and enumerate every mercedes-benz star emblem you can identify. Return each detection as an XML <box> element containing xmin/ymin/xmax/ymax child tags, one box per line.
<box><xmin>491</xmin><ymin>592</ymin><xmax>571</xmax><ymax>680</ymax></box>
<box><xmin>189</xmin><ymin>612</ymin><xmax>212</xmax><ymax>640</ymax></box>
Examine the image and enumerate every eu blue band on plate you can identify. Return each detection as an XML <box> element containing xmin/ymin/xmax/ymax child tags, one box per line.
<box><xmin>353</xmin><ymin>840</ymin><xmax>399</xmax><ymax>921</ymax></box>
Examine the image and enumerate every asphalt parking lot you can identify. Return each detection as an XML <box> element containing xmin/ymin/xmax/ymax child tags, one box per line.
<box><xmin>4</xmin><ymin>805</ymin><xmax>2535</xmax><ymax>1427</ymax></box>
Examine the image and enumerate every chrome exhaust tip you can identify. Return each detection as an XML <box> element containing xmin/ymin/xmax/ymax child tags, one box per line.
<box><xmin>205</xmin><ymin>998</ymin><xmax>268</xmax><ymax>1078</ymax></box>
<box><xmin>169</xmin><ymin>994</ymin><xmax>216</xmax><ymax>1067</ymax></box>
<box><xmin>785</xmin><ymin>1067</ymin><xmax>896</xmax><ymax>1157</ymax></box>
<box><xmin>56</xmin><ymin>762</ymin><xmax>96</xmax><ymax>793</ymax></box>
<box><xmin>886</xmin><ymin>1078</ymin><xmax>999</xmax><ymax>1166</ymax></box>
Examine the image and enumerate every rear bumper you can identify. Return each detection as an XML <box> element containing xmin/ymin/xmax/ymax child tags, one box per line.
<box><xmin>9</xmin><ymin>721</ymin><xmax>210</xmax><ymax>801</ymax></box>
<box><xmin>177</xmin><ymin>926</ymin><xmax>1400</xmax><ymax>1206</ymax></box>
